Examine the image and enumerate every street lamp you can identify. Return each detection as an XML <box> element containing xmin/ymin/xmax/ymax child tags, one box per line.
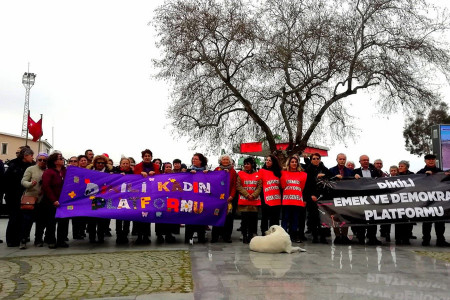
<box><xmin>21</xmin><ymin>72</ymin><xmax>36</xmax><ymax>137</ymax></box>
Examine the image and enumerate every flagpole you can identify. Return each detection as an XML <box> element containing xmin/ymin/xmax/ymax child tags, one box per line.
<box><xmin>25</xmin><ymin>110</ymin><xmax>30</xmax><ymax>146</ymax></box>
<box><xmin>38</xmin><ymin>114</ymin><xmax>42</xmax><ymax>153</ymax></box>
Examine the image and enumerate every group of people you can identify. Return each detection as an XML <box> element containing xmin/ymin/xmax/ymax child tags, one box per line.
<box><xmin>0</xmin><ymin>147</ymin><xmax>448</xmax><ymax>249</ymax></box>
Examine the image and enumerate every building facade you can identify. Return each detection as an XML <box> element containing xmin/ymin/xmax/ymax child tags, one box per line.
<box><xmin>0</xmin><ymin>132</ymin><xmax>52</xmax><ymax>162</ymax></box>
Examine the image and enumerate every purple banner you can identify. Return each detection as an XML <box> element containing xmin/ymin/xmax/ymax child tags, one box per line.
<box><xmin>56</xmin><ymin>167</ymin><xmax>230</xmax><ymax>226</ymax></box>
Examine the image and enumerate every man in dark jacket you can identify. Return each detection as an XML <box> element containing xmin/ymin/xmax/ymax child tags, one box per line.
<box><xmin>353</xmin><ymin>155</ymin><xmax>382</xmax><ymax>245</ymax></box>
<box><xmin>417</xmin><ymin>154</ymin><xmax>449</xmax><ymax>247</ymax></box>
<box><xmin>328</xmin><ymin>153</ymin><xmax>354</xmax><ymax>244</ymax></box>
<box><xmin>329</xmin><ymin>153</ymin><xmax>354</xmax><ymax>179</ymax></box>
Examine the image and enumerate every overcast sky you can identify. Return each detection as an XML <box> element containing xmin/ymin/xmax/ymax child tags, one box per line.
<box><xmin>1</xmin><ymin>0</ymin><xmax>449</xmax><ymax>172</ymax></box>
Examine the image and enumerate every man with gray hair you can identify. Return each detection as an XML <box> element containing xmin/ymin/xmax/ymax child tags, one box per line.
<box><xmin>373</xmin><ymin>159</ymin><xmax>388</xmax><ymax>177</ymax></box>
<box><xmin>329</xmin><ymin>153</ymin><xmax>354</xmax><ymax>244</ymax></box>
<box><xmin>354</xmin><ymin>155</ymin><xmax>382</xmax><ymax>245</ymax></box>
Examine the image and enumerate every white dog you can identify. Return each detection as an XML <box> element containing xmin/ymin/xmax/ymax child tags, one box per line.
<box><xmin>249</xmin><ymin>225</ymin><xmax>306</xmax><ymax>254</ymax></box>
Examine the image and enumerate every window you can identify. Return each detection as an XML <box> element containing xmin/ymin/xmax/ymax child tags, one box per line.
<box><xmin>1</xmin><ymin>143</ymin><xmax>7</xmax><ymax>155</ymax></box>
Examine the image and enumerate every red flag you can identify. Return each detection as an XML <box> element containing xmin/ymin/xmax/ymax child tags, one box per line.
<box><xmin>28</xmin><ymin>116</ymin><xmax>43</xmax><ymax>142</ymax></box>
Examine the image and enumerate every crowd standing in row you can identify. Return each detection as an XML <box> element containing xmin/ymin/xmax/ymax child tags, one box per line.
<box><xmin>0</xmin><ymin>147</ymin><xmax>448</xmax><ymax>249</ymax></box>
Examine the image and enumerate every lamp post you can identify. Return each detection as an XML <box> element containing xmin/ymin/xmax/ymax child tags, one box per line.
<box><xmin>21</xmin><ymin>71</ymin><xmax>36</xmax><ymax>139</ymax></box>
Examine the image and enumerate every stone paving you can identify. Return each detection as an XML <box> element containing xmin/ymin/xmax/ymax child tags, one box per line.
<box><xmin>0</xmin><ymin>219</ymin><xmax>449</xmax><ymax>299</ymax></box>
<box><xmin>0</xmin><ymin>250</ymin><xmax>193</xmax><ymax>299</ymax></box>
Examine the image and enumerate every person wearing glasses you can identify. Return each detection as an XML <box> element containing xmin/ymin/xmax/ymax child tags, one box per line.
<box><xmin>86</xmin><ymin>155</ymin><xmax>113</xmax><ymax>244</ymax></box>
<box><xmin>4</xmin><ymin>147</ymin><xmax>34</xmax><ymax>247</ymax></box>
<box><xmin>67</xmin><ymin>156</ymin><xmax>79</xmax><ymax>167</ymax></box>
<box><xmin>40</xmin><ymin>152</ymin><xmax>68</xmax><ymax>249</ymax></box>
<box><xmin>19</xmin><ymin>152</ymin><xmax>48</xmax><ymax>249</ymax></box>
<box><xmin>304</xmin><ymin>153</ymin><xmax>331</xmax><ymax>244</ymax></box>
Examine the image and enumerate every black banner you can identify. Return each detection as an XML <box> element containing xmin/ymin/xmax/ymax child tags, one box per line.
<box><xmin>317</xmin><ymin>174</ymin><xmax>450</xmax><ymax>227</ymax></box>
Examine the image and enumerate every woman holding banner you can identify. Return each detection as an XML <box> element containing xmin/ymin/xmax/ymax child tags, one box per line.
<box><xmin>395</xmin><ymin>160</ymin><xmax>415</xmax><ymax>245</ymax></box>
<box><xmin>113</xmin><ymin>157</ymin><xmax>134</xmax><ymax>244</ymax></box>
<box><xmin>211</xmin><ymin>154</ymin><xmax>237</xmax><ymax>243</ymax></box>
<box><xmin>280</xmin><ymin>155</ymin><xmax>307</xmax><ymax>243</ymax></box>
<box><xmin>236</xmin><ymin>157</ymin><xmax>262</xmax><ymax>244</ymax></box>
<box><xmin>155</xmin><ymin>162</ymin><xmax>179</xmax><ymax>244</ymax></box>
<box><xmin>185</xmin><ymin>153</ymin><xmax>209</xmax><ymax>244</ymax></box>
<box><xmin>41</xmin><ymin>152</ymin><xmax>68</xmax><ymax>248</ymax></box>
<box><xmin>258</xmin><ymin>155</ymin><xmax>282</xmax><ymax>235</ymax></box>
<box><xmin>86</xmin><ymin>155</ymin><xmax>113</xmax><ymax>244</ymax></box>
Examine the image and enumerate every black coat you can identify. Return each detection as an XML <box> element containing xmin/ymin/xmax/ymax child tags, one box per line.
<box><xmin>4</xmin><ymin>158</ymin><xmax>33</xmax><ymax>209</ymax></box>
<box><xmin>353</xmin><ymin>167</ymin><xmax>379</xmax><ymax>178</ymax></box>
<box><xmin>304</xmin><ymin>162</ymin><xmax>331</xmax><ymax>198</ymax></box>
<box><xmin>417</xmin><ymin>166</ymin><xmax>442</xmax><ymax>174</ymax></box>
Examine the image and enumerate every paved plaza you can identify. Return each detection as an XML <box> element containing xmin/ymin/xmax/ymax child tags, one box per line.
<box><xmin>0</xmin><ymin>219</ymin><xmax>449</xmax><ymax>300</ymax></box>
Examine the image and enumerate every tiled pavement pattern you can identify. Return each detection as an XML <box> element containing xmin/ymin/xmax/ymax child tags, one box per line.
<box><xmin>0</xmin><ymin>250</ymin><xmax>193</xmax><ymax>299</ymax></box>
<box><xmin>0</xmin><ymin>219</ymin><xmax>449</xmax><ymax>299</ymax></box>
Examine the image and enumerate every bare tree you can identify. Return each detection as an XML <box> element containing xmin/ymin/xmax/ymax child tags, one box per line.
<box><xmin>153</xmin><ymin>0</ymin><xmax>450</xmax><ymax>162</ymax></box>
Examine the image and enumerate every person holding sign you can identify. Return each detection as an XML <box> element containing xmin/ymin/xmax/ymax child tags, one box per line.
<box><xmin>211</xmin><ymin>154</ymin><xmax>237</xmax><ymax>243</ymax></box>
<box><xmin>329</xmin><ymin>153</ymin><xmax>354</xmax><ymax>244</ymax></box>
<box><xmin>41</xmin><ymin>152</ymin><xmax>68</xmax><ymax>249</ymax></box>
<box><xmin>113</xmin><ymin>157</ymin><xmax>134</xmax><ymax>244</ymax></box>
<box><xmin>237</xmin><ymin>157</ymin><xmax>262</xmax><ymax>244</ymax></box>
<box><xmin>304</xmin><ymin>153</ymin><xmax>331</xmax><ymax>244</ymax></box>
<box><xmin>133</xmin><ymin>149</ymin><xmax>160</xmax><ymax>244</ymax></box>
<box><xmin>417</xmin><ymin>154</ymin><xmax>449</xmax><ymax>247</ymax></box>
<box><xmin>155</xmin><ymin>162</ymin><xmax>179</xmax><ymax>244</ymax></box>
<box><xmin>395</xmin><ymin>160</ymin><xmax>415</xmax><ymax>245</ymax></box>
<box><xmin>86</xmin><ymin>155</ymin><xmax>113</xmax><ymax>244</ymax></box>
<box><xmin>280</xmin><ymin>156</ymin><xmax>307</xmax><ymax>243</ymax></box>
<box><xmin>185</xmin><ymin>153</ymin><xmax>209</xmax><ymax>244</ymax></box>
<box><xmin>353</xmin><ymin>155</ymin><xmax>382</xmax><ymax>245</ymax></box>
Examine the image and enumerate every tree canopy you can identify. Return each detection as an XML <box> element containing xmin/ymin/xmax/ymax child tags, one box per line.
<box><xmin>152</xmin><ymin>0</ymin><xmax>450</xmax><ymax>160</ymax></box>
<box><xmin>403</xmin><ymin>102</ymin><xmax>450</xmax><ymax>156</ymax></box>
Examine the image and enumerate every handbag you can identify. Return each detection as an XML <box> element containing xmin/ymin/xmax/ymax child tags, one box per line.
<box><xmin>20</xmin><ymin>195</ymin><xmax>37</xmax><ymax>210</ymax></box>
